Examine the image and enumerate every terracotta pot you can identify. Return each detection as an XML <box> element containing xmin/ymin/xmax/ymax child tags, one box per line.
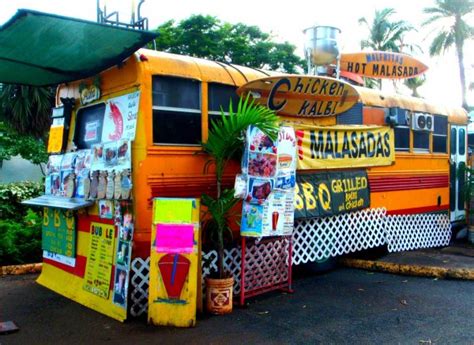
<box><xmin>205</xmin><ymin>276</ymin><xmax>234</xmax><ymax>315</ymax></box>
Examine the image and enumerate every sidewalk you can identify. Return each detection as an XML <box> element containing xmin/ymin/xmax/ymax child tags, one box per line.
<box><xmin>339</xmin><ymin>241</ymin><xmax>474</xmax><ymax>280</ymax></box>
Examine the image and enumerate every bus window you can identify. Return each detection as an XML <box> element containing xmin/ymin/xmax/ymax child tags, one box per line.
<box><xmin>208</xmin><ymin>83</ymin><xmax>239</xmax><ymax>129</ymax></box>
<box><xmin>73</xmin><ymin>103</ymin><xmax>106</xmax><ymax>149</ymax></box>
<box><xmin>459</xmin><ymin>128</ymin><xmax>466</xmax><ymax>155</ymax></box>
<box><xmin>413</xmin><ymin>131</ymin><xmax>430</xmax><ymax>152</ymax></box>
<box><xmin>152</xmin><ymin>76</ymin><xmax>201</xmax><ymax>145</ymax></box>
<box><xmin>433</xmin><ymin>115</ymin><xmax>448</xmax><ymax>153</ymax></box>
<box><xmin>451</xmin><ymin>127</ymin><xmax>457</xmax><ymax>155</ymax></box>
<box><xmin>336</xmin><ymin>103</ymin><xmax>363</xmax><ymax>124</ymax></box>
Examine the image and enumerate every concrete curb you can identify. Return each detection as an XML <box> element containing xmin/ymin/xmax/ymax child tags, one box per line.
<box><xmin>339</xmin><ymin>258</ymin><xmax>474</xmax><ymax>280</ymax></box>
<box><xmin>1</xmin><ymin>263</ymin><xmax>42</xmax><ymax>276</ymax></box>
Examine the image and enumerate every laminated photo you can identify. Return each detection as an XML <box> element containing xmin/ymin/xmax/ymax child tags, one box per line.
<box><xmin>112</xmin><ymin>266</ymin><xmax>129</xmax><ymax>308</ymax></box>
<box><xmin>46</xmin><ymin>154</ymin><xmax>63</xmax><ymax>175</ymax></box>
<box><xmin>60</xmin><ymin>152</ymin><xmax>77</xmax><ymax>171</ymax></box>
<box><xmin>233</xmin><ymin>174</ymin><xmax>247</xmax><ymax>199</ymax></box>
<box><xmin>275</xmin><ymin>173</ymin><xmax>296</xmax><ymax>190</ymax></box>
<box><xmin>99</xmin><ymin>199</ymin><xmax>113</xmax><ymax>219</ymax></box>
<box><xmin>240</xmin><ymin>202</ymin><xmax>263</xmax><ymax>237</ymax></box>
<box><xmin>117</xmin><ymin>139</ymin><xmax>131</xmax><ymax>169</ymax></box>
<box><xmin>248</xmin><ymin>152</ymin><xmax>277</xmax><ymax>178</ymax></box>
<box><xmin>247</xmin><ymin>177</ymin><xmax>273</xmax><ymax>203</ymax></box>
<box><xmin>91</xmin><ymin>144</ymin><xmax>105</xmax><ymax>171</ymax></box>
<box><xmin>247</xmin><ymin>126</ymin><xmax>277</xmax><ymax>154</ymax></box>
<box><xmin>116</xmin><ymin>240</ymin><xmax>130</xmax><ymax>266</ymax></box>
<box><xmin>104</xmin><ymin>141</ymin><xmax>118</xmax><ymax>166</ymax></box>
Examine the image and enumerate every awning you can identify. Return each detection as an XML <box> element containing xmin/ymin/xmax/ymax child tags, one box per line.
<box><xmin>0</xmin><ymin>9</ymin><xmax>158</xmax><ymax>86</ymax></box>
<box><xmin>22</xmin><ymin>195</ymin><xmax>94</xmax><ymax>210</ymax></box>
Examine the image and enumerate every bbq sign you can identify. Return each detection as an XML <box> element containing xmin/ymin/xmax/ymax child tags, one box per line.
<box><xmin>295</xmin><ymin>170</ymin><xmax>370</xmax><ymax>219</ymax></box>
<box><xmin>237</xmin><ymin>76</ymin><xmax>360</xmax><ymax>117</ymax></box>
<box><xmin>340</xmin><ymin>51</ymin><xmax>428</xmax><ymax>79</ymax></box>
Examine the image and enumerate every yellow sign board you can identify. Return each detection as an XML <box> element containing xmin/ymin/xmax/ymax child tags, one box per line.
<box><xmin>339</xmin><ymin>51</ymin><xmax>428</xmax><ymax>79</ymax></box>
<box><xmin>148</xmin><ymin>198</ymin><xmax>201</xmax><ymax>328</ymax></box>
<box><xmin>295</xmin><ymin>125</ymin><xmax>395</xmax><ymax>170</ymax></box>
<box><xmin>83</xmin><ymin>222</ymin><xmax>116</xmax><ymax>299</ymax></box>
<box><xmin>237</xmin><ymin>76</ymin><xmax>360</xmax><ymax>117</ymax></box>
<box><xmin>47</xmin><ymin>124</ymin><xmax>64</xmax><ymax>153</ymax></box>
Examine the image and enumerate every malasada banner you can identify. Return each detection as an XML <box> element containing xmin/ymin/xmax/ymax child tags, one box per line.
<box><xmin>295</xmin><ymin>125</ymin><xmax>395</xmax><ymax>170</ymax></box>
<box><xmin>295</xmin><ymin>170</ymin><xmax>370</xmax><ymax>219</ymax></box>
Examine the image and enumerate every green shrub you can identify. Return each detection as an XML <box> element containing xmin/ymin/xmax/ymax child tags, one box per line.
<box><xmin>0</xmin><ymin>209</ymin><xmax>42</xmax><ymax>265</ymax></box>
<box><xmin>0</xmin><ymin>181</ymin><xmax>43</xmax><ymax>265</ymax></box>
<box><xmin>0</xmin><ymin>181</ymin><xmax>43</xmax><ymax>221</ymax></box>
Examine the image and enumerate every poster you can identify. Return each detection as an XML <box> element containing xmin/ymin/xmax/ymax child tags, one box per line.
<box><xmin>155</xmin><ymin>223</ymin><xmax>195</xmax><ymax>254</ymax></box>
<box><xmin>42</xmin><ymin>208</ymin><xmax>76</xmax><ymax>258</ymax></box>
<box><xmin>295</xmin><ymin>170</ymin><xmax>370</xmax><ymax>219</ymax></box>
<box><xmin>295</xmin><ymin>125</ymin><xmax>395</xmax><ymax>170</ymax></box>
<box><xmin>83</xmin><ymin>222</ymin><xmax>116</xmax><ymax>299</ymax></box>
<box><xmin>101</xmin><ymin>91</ymin><xmax>140</xmax><ymax>142</ymax></box>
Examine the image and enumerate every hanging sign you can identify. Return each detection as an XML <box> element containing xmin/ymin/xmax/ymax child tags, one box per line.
<box><xmin>47</xmin><ymin>117</ymin><xmax>65</xmax><ymax>153</ymax></box>
<box><xmin>236</xmin><ymin>76</ymin><xmax>360</xmax><ymax>117</ymax></box>
<box><xmin>83</xmin><ymin>222</ymin><xmax>116</xmax><ymax>299</ymax></box>
<box><xmin>80</xmin><ymin>84</ymin><xmax>101</xmax><ymax>105</ymax></box>
<box><xmin>42</xmin><ymin>207</ymin><xmax>76</xmax><ymax>257</ymax></box>
<box><xmin>295</xmin><ymin>170</ymin><xmax>370</xmax><ymax>219</ymax></box>
<box><xmin>339</xmin><ymin>51</ymin><xmax>428</xmax><ymax>79</ymax></box>
<box><xmin>295</xmin><ymin>125</ymin><xmax>395</xmax><ymax>170</ymax></box>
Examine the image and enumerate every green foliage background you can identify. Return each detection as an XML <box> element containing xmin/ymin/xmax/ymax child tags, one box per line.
<box><xmin>0</xmin><ymin>181</ymin><xmax>44</xmax><ymax>265</ymax></box>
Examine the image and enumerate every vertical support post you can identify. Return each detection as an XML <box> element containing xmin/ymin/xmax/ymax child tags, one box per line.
<box><xmin>288</xmin><ymin>235</ymin><xmax>294</xmax><ymax>293</ymax></box>
<box><xmin>240</xmin><ymin>236</ymin><xmax>247</xmax><ymax>306</ymax></box>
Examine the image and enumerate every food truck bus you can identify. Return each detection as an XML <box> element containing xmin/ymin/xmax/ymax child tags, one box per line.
<box><xmin>32</xmin><ymin>48</ymin><xmax>467</xmax><ymax>321</ymax></box>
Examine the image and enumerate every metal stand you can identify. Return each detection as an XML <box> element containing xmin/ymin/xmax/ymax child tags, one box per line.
<box><xmin>239</xmin><ymin>235</ymin><xmax>293</xmax><ymax>306</ymax></box>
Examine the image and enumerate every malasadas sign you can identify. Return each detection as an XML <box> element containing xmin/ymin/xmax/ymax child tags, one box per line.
<box><xmin>339</xmin><ymin>51</ymin><xmax>428</xmax><ymax>79</ymax></box>
<box><xmin>236</xmin><ymin>76</ymin><xmax>360</xmax><ymax>117</ymax></box>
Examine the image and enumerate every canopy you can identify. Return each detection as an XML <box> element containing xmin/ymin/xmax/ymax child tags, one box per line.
<box><xmin>0</xmin><ymin>9</ymin><xmax>158</xmax><ymax>86</ymax></box>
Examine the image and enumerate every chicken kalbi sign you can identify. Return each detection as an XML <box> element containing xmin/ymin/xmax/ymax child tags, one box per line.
<box><xmin>295</xmin><ymin>170</ymin><xmax>370</xmax><ymax>219</ymax></box>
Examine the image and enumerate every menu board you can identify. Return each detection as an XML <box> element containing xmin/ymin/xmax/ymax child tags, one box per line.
<box><xmin>42</xmin><ymin>208</ymin><xmax>76</xmax><ymax>257</ymax></box>
<box><xmin>83</xmin><ymin>222</ymin><xmax>116</xmax><ymax>299</ymax></box>
<box><xmin>240</xmin><ymin>126</ymin><xmax>297</xmax><ymax>237</ymax></box>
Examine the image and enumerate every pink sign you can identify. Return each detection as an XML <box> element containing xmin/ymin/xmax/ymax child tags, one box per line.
<box><xmin>155</xmin><ymin>224</ymin><xmax>194</xmax><ymax>254</ymax></box>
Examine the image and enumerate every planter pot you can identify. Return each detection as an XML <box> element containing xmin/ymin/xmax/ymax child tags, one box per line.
<box><xmin>205</xmin><ymin>276</ymin><xmax>234</xmax><ymax>315</ymax></box>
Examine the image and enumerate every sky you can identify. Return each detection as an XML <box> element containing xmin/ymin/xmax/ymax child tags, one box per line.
<box><xmin>1</xmin><ymin>0</ymin><xmax>473</xmax><ymax>108</ymax></box>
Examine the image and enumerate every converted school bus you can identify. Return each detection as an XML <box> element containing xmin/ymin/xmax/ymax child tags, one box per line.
<box><xmin>56</xmin><ymin>48</ymin><xmax>467</xmax><ymax>261</ymax></box>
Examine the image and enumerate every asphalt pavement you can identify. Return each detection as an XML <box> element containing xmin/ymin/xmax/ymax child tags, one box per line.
<box><xmin>1</xmin><ymin>267</ymin><xmax>474</xmax><ymax>345</ymax></box>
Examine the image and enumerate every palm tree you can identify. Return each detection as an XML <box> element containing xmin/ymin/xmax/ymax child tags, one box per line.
<box><xmin>423</xmin><ymin>0</ymin><xmax>474</xmax><ymax>110</ymax></box>
<box><xmin>358</xmin><ymin>8</ymin><xmax>416</xmax><ymax>89</ymax></box>
<box><xmin>404</xmin><ymin>76</ymin><xmax>426</xmax><ymax>97</ymax></box>
<box><xmin>201</xmin><ymin>95</ymin><xmax>278</xmax><ymax>279</ymax></box>
<box><xmin>0</xmin><ymin>84</ymin><xmax>54</xmax><ymax>139</ymax></box>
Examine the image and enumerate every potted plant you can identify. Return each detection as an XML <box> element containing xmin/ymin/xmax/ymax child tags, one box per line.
<box><xmin>201</xmin><ymin>94</ymin><xmax>278</xmax><ymax>314</ymax></box>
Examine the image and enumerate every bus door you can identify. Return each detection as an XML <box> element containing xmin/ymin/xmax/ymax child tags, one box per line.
<box><xmin>450</xmin><ymin>125</ymin><xmax>467</xmax><ymax>223</ymax></box>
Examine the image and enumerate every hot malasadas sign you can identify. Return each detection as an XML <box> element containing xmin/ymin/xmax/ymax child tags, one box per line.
<box><xmin>237</xmin><ymin>76</ymin><xmax>360</xmax><ymax>117</ymax></box>
<box><xmin>339</xmin><ymin>51</ymin><xmax>428</xmax><ymax>79</ymax></box>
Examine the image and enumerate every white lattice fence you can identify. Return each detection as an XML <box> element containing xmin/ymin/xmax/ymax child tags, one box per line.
<box><xmin>385</xmin><ymin>213</ymin><xmax>451</xmax><ymax>252</ymax></box>
<box><xmin>130</xmin><ymin>257</ymin><xmax>150</xmax><ymax>317</ymax></box>
<box><xmin>292</xmin><ymin>208</ymin><xmax>387</xmax><ymax>265</ymax></box>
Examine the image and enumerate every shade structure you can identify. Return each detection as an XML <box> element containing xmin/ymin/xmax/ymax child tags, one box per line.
<box><xmin>0</xmin><ymin>9</ymin><xmax>157</xmax><ymax>86</ymax></box>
